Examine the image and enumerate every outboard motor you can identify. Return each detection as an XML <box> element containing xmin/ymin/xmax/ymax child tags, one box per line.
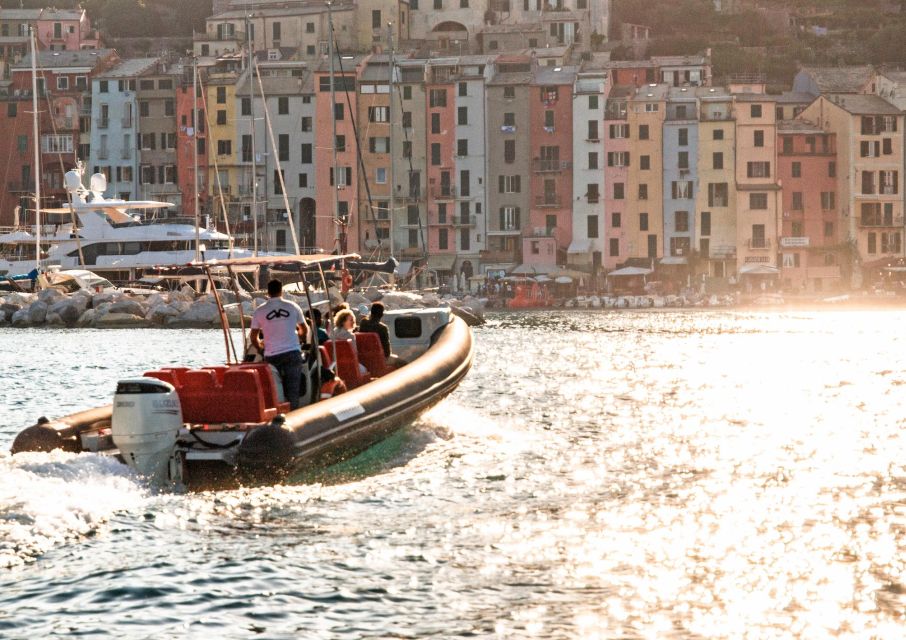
<box><xmin>111</xmin><ymin>378</ymin><xmax>182</xmax><ymax>484</ymax></box>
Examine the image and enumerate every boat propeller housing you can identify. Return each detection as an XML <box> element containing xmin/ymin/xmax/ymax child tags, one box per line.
<box><xmin>111</xmin><ymin>378</ymin><xmax>182</xmax><ymax>483</ymax></box>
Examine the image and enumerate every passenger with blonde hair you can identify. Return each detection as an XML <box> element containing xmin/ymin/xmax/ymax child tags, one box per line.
<box><xmin>329</xmin><ymin>308</ymin><xmax>368</xmax><ymax>376</ymax></box>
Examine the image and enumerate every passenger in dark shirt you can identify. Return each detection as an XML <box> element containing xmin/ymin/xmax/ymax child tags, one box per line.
<box><xmin>358</xmin><ymin>302</ymin><xmax>392</xmax><ymax>359</ymax></box>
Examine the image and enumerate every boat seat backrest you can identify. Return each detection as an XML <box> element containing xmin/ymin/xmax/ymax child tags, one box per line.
<box><xmin>239</xmin><ymin>362</ymin><xmax>290</xmax><ymax>413</ymax></box>
<box><xmin>144</xmin><ymin>370</ymin><xmax>178</xmax><ymax>388</ymax></box>
<box><xmin>318</xmin><ymin>345</ymin><xmax>332</xmax><ymax>367</ymax></box>
<box><xmin>179</xmin><ymin>370</ymin><xmax>219</xmax><ymax>424</ymax></box>
<box><xmin>218</xmin><ymin>369</ymin><xmax>273</xmax><ymax>424</ymax></box>
<box><xmin>324</xmin><ymin>339</ymin><xmax>367</xmax><ymax>389</ymax></box>
<box><xmin>202</xmin><ymin>366</ymin><xmax>228</xmax><ymax>384</ymax></box>
<box><xmin>355</xmin><ymin>332</ymin><xmax>387</xmax><ymax>377</ymax></box>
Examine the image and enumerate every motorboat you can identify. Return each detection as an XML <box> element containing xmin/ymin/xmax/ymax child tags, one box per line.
<box><xmin>10</xmin><ymin>254</ymin><xmax>474</xmax><ymax>490</ymax></box>
<box><xmin>1</xmin><ymin>166</ymin><xmax>283</xmax><ymax>280</ymax></box>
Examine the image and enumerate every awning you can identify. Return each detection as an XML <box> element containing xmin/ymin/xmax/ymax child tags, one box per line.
<box><xmin>659</xmin><ymin>256</ymin><xmax>688</xmax><ymax>265</ymax></box>
<box><xmin>739</xmin><ymin>263</ymin><xmax>779</xmax><ymax>276</ymax></box>
<box><xmin>567</xmin><ymin>239</ymin><xmax>592</xmax><ymax>254</ymax></box>
<box><xmin>510</xmin><ymin>263</ymin><xmax>547</xmax><ymax>275</ymax></box>
<box><xmin>426</xmin><ymin>254</ymin><xmax>457</xmax><ymax>271</ymax></box>
<box><xmin>395</xmin><ymin>261</ymin><xmax>413</xmax><ymax>277</ymax></box>
<box><xmin>608</xmin><ymin>266</ymin><xmax>653</xmax><ymax>277</ymax></box>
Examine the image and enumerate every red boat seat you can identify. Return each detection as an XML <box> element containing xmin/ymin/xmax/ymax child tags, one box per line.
<box><xmin>355</xmin><ymin>332</ymin><xmax>387</xmax><ymax>377</ymax></box>
<box><xmin>324</xmin><ymin>339</ymin><xmax>368</xmax><ymax>389</ymax></box>
<box><xmin>179</xmin><ymin>369</ymin><xmax>218</xmax><ymax>423</ymax></box>
<box><xmin>239</xmin><ymin>362</ymin><xmax>290</xmax><ymax>413</ymax></box>
<box><xmin>318</xmin><ymin>345</ymin><xmax>332</xmax><ymax>367</ymax></box>
<box><xmin>202</xmin><ymin>366</ymin><xmax>228</xmax><ymax>384</ymax></box>
<box><xmin>217</xmin><ymin>369</ymin><xmax>276</xmax><ymax>423</ymax></box>
<box><xmin>144</xmin><ymin>370</ymin><xmax>179</xmax><ymax>388</ymax></box>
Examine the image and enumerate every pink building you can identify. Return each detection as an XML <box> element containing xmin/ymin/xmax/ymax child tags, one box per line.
<box><xmin>36</xmin><ymin>8</ymin><xmax>101</xmax><ymax>51</ymax></box>
<box><xmin>424</xmin><ymin>75</ymin><xmax>457</xmax><ymax>260</ymax></box>
<box><xmin>527</xmin><ymin>66</ymin><xmax>575</xmax><ymax>267</ymax></box>
<box><xmin>777</xmin><ymin>121</ymin><xmax>842</xmax><ymax>291</ymax></box>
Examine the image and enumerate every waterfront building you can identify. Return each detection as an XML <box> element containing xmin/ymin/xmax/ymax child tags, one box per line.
<box><xmin>407</xmin><ymin>0</ymin><xmax>487</xmax><ymax>50</ymax></box>
<box><xmin>662</xmin><ymin>86</ymin><xmax>699</xmax><ymax>261</ymax></box>
<box><xmin>526</xmin><ymin>65</ymin><xmax>575</xmax><ymax>269</ymax></box>
<box><xmin>569</xmin><ymin>70</ymin><xmax>606</xmax><ymax>272</ymax></box>
<box><xmin>799</xmin><ymin>94</ymin><xmax>904</xmax><ymax>286</ymax></box>
<box><xmin>655</xmin><ymin>54</ymin><xmax>711</xmax><ymax>87</ymax></box>
<box><xmin>793</xmin><ymin>65</ymin><xmax>874</xmax><ymax>98</ymax></box>
<box><xmin>423</xmin><ymin>60</ymin><xmax>458</xmax><ymax>276</ymax></box>
<box><xmin>35</xmin><ymin>8</ymin><xmax>100</xmax><ymax>51</ymax></box>
<box><xmin>776</xmin><ymin>120</ymin><xmax>841</xmax><ymax>291</ymax></box>
<box><xmin>775</xmin><ymin>90</ymin><xmax>812</xmax><ymax>121</ymax></box>
<box><xmin>484</xmin><ymin>56</ymin><xmax>532</xmax><ymax>274</ymax></box>
<box><xmin>353</xmin><ymin>0</ymin><xmax>410</xmax><ymax>52</ymax></box>
<box><xmin>175</xmin><ymin>63</ymin><xmax>208</xmax><ymax>219</ymax></box>
<box><xmin>732</xmin><ymin>84</ymin><xmax>780</xmax><ymax>272</ymax></box>
<box><xmin>205</xmin><ymin>56</ymin><xmax>244</xmax><ymax>236</ymax></box>
<box><xmin>313</xmin><ymin>54</ymin><xmax>365</xmax><ymax>252</ymax></box>
<box><xmin>626</xmin><ymin>83</ymin><xmax>667</xmax><ymax>263</ymax></box>
<box><xmin>392</xmin><ymin>58</ymin><xmax>428</xmax><ymax>263</ymax></box>
<box><xmin>602</xmin><ymin>84</ymin><xmax>631</xmax><ymax>270</ymax></box>
<box><xmin>136</xmin><ymin>61</ymin><xmax>180</xmax><ymax>209</ymax></box>
<box><xmin>696</xmin><ymin>87</ymin><xmax>737</xmax><ymax>279</ymax></box>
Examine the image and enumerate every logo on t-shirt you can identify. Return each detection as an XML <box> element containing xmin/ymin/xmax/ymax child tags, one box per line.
<box><xmin>265</xmin><ymin>308</ymin><xmax>291</xmax><ymax>320</ymax></box>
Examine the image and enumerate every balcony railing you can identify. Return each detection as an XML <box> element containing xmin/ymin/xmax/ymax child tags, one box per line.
<box><xmin>431</xmin><ymin>186</ymin><xmax>456</xmax><ymax>200</ymax></box>
<box><xmin>604</xmin><ymin>107</ymin><xmax>627</xmax><ymax>121</ymax></box>
<box><xmin>780</xmin><ymin>236</ymin><xmax>810</xmax><ymax>248</ymax></box>
<box><xmin>535</xmin><ymin>194</ymin><xmax>561</xmax><ymax>208</ymax></box>
<box><xmin>700</xmin><ymin>111</ymin><xmax>733</xmax><ymax>121</ymax></box>
<box><xmin>859</xmin><ymin>216</ymin><xmax>903</xmax><ymax>227</ymax></box>
<box><xmin>747</xmin><ymin>238</ymin><xmax>772</xmax><ymax>250</ymax></box>
<box><xmin>452</xmin><ymin>215</ymin><xmax>476</xmax><ymax>227</ymax></box>
<box><xmin>55</xmin><ymin>117</ymin><xmax>74</xmax><ymax>129</ymax></box>
<box><xmin>533</xmin><ymin>159</ymin><xmax>571</xmax><ymax>173</ymax></box>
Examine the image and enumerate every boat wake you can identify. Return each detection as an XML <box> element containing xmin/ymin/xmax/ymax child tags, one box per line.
<box><xmin>0</xmin><ymin>450</ymin><xmax>147</xmax><ymax>568</ymax></box>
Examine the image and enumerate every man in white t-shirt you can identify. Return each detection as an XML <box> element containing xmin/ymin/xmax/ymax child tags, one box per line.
<box><xmin>250</xmin><ymin>279</ymin><xmax>307</xmax><ymax>409</ymax></box>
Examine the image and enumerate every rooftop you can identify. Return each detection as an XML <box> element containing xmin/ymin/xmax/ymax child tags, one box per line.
<box><xmin>799</xmin><ymin>65</ymin><xmax>873</xmax><ymax>93</ymax></box>
<box><xmin>214</xmin><ymin>4</ymin><xmax>349</xmax><ymax>19</ymax></box>
<box><xmin>777</xmin><ymin>119</ymin><xmax>824</xmax><ymax>133</ymax></box>
<box><xmin>825</xmin><ymin>93</ymin><xmax>901</xmax><ymax>115</ymax></box>
<box><xmin>776</xmin><ymin>90</ymin><xmax>815</xmax><ymax>104</ymax></box>
<box><xmin>39</xmin><ymin>8</ymin><xmax>84</xmax><ymax>20</ymax></box>
<box><xmin>651</xmin><ymin>54</ymin><xmax>709</xmax><ymax>67</ymax></box>
<box><xmin>12</xmin><ymin>48</ymin><xmax>115</xmax><ymax>70</ymax></box>
<box><xmin>630</xmin><ymin>83</ymin><xmax>669</xmax><ymax>101</ymax></box>
<box><xmin>533</xmin><ymin>65</ymin><xmax>577</xmax><ymax>85</ymax></box>
<box><xmin>0</xmin><ymin>8</ymin><xmax>41</xmax><ymax>20</ymax></box>
<box><xmin>98</xmin><ymin>57</ymin><xmax>161</xmax><ymax>79</ymax></box>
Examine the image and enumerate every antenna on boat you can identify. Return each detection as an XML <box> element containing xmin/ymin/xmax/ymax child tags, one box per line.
<box><xmin>29</xmin><ymin>27</ymin><xmax>41</xmax><ymax>274</ymax></box>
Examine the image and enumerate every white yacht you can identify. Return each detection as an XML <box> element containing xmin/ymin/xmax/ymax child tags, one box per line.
<box><xmin>1</xmin><ymin>168</ymin><xmax>277</xmax><ymax>280</ymax></box>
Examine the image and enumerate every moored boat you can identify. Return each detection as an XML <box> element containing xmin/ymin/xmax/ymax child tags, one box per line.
<box><xmin>10</xmin><ymin>254</ymin><xmax>474</xmax><ymax>490</ymax></box>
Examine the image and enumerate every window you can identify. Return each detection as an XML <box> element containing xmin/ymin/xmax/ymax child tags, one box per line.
<box><xmin>369</xmin><ymin>137</ymin><xmax>390</xmax><ymax>153</ymax></box>
<box><xmin>589</xmin><ymin>95</ymin><xmax>599</xmax><ymax>110</ymax></box>
<box><xmin>503</xmin><ymin>86</ymin><xmax>515</xmax><ymax>99</ymax></box>
<box><xmin>612</xmin><ymin>212</ymin><xmax>621</xmax><ymax>228</ymax></box>
<box><xmin>884</xmin><ymin>138</ymin><xmax>893</xmax><ymax>155</ymax></box>
<box><xmin>671</xmin><ymin>181</ymin><xmax>693</xmax><ymax>199</ymax></box>
<box><xmin>164</xmin><ymin>99</ymin><xmax>174</xmax><ymax>117</ymax></box>
<box><xmin>678</xmin><ymin>128</ymin><xmax>688</xmax><ymax>146</ymax></box>
<box><xmin>638</xmin><ymin>124</ymin><xmax>649</xmax><ymax>140</ymax></box>
<box><xmin>301</xmin><ymin>117</ymin><xmax>312</xmax><ymax>132</ymax></box>
<box><xmin>329</xmin><ymin>167</ymin><xmax>351</xmax><ymax>186</ymax></box>
<box><xmin>57</xmin><ymin>76</ymin><xmax>69</xmax><ymax>90</ymax></box>
<box><xmin>701</xmin><ymin>211</ymin><xmax>711</xmax><ymax>236</ymax></box>
<box><xmin>607</xmin><ymin>152</ymin><xmax>629</xmax><ymax>167</ymax></box>
<box><xmin>747</xmin><ymin>161</ymin><xmax>770</xmax><ymax>178</ymax></box>
<box><xmin>403</xmin><ymin>86</ymin><xmax>412</xmax><ymax>100</ymax></box>
<box><xmin>278</xmin><ymin>97</ymin><xmax>289</xmax><ymax>115</ymax></box>
<box><xmin>403</xmin><ymin>141</ymin><xmax>412</xmax><ymax>158</ymax></box>
<box><xmin>301</xmin><ymin>143</ymin><xmax>312</xmax><ymax>163</ymax></box>
<box><xmin>499</xmin><ymin>175</ymin><xmax>521</xmax><ymax>193</ymax></box>
<box><xmin>609</xmin><ymin>238</ymin><xmax>620</xmax><ymax>257</ymax></box>
<box><xmin>749</xmin><ymin>193</ymin><xmax>768</xmax><ymax>209</ymax></box>
<box><xmin>792</xmin><ymin>162</ymin><xmax>801</xmax><ymax>178</ymax></box>
<box><xmin>372</xmin><ymin>9</ymin><xmax>382</xmax><ymax>29</ymax></box>
<box><xmin>708</xmin><ymin>183</ymin><xmax>728</xmax><ymax>207</ymax></box>
<box><xmin>792</xmin><ymin>192</ymin><xmax>803</xmax><ymax>210</ymax></box>
<box><xmin>828</xmin><ymin>161</ymin><xmax>836</xmax><ymax>178</ymax></box>
<box><xmin>645</xmin><ymin>103</ymin><xmax>659</xmax><ymax>112</ymax></box>
<box><xmin>298</xmin><ymin>173</ymin><xmax>308</xmax><ymax>188</ymax></box>
<box><xmin>678</xmin><ymin>152</ymin><xmax>689</xmax><ymax>169</ymax></box>
<box><xmin>588</xmin><ymin>152</ymin><xmax>598</xmax><ymax>169</ymax></box>
<box><xmin>639</xmin><ymin>212</ymin><xmax>649</xmax><ymax>231</ymax></box>
<box><xmin>431</xmin><ymin>143</ymin><xmax>441</xmax><ymax>165</ymax></box>
<box><xmin>825</xmin><ymin>222</ymin><xmax>834</xmax><ymax>238</ymax></box>
<box><xmin>216</xmin><ymin>87</ymin><xmax>226</xmax><ymax>104</ymax></box>
<box><xmin>217</xmin><ymin>139</ymin><xmax>231</xmax><ymax>155</ymax></box>
<box><xmin>272</xmin><ymin>21</ymin><xmax>281</xmax><ymax>41</ymax></box>
<box><xmin>306</xmin><ymin>22</ymin><xmax>315</xmax><ymax>33</ymax></box>
<box><xmin>504</xmin><ymin>140</ymin><xmax>515</xmax><ymax>163</ymax></box>
<box><xmin>587</xmin><ymin>215</ymin><xmax>599</xmax><ymax>238</ymax></box>
<box><xmin>278</xmin><ymin>134</ymin><xmax>289</xmax><ymax>161</ymax></box>
<box><xmin>821</xmin><ymin>191</ymin><xmax>835</xmax><ymax>210</ymax></box>
<box><xmin>613</xmin><ymin>182</ymin><xmax>624</xmax><ymax>200</ymax></box>
<box><xmin>458</xmin><ymin>106</ymin><xmax>468</xmax><ymax>125</ymax></box>
<box><xmin>457</xmin><ymin>139</ymin><xmax>468</xmax><ymax>156</ymax></box>
<box><xmin>429</xmin><ymin>89</ymin><xmax>447</xmax><ymax>107</ymax></box>
<box><xmin>587</xmin><ymin>184</ymin><xmax>599</xmax><ymax>203</ymax></box>
<box><xmin>751</xmin><ymin>224</ymin><xmax>766</xmax><ymax>248</ymax></box>
<box><xmin>544</xmin><ymin>110</ymin><xmax>554</xmax><ymax>128</ymax></box>
<box><xmin>640</xmin><ymin>155</ymin><xmax>650</xmax><ymax>170</ymax></box>
<box><xmin>368</xmin><ymin>106</ymin><xmax>389</xmax><ymax>122</ymax></box>
<box><xmin>434</xmin><ymin>0</ymin><xmax>442</xmax><ymax>8</ymax></box>
<box><xmin>139</xmin><ymin>101</ymin><xmax>150</xmax><ymax>117</ymax></box>
<box><xmin>638</xmin><ymin>184</ymin><xmax>648</xmax><ymax>200</ymax></box>
<box><xmin>713</xmin><ymin>152</ymin><xmax>723</xmax><ymax>170</ymax></box>
<box><xmin>713</xmin><ymin>129</ymin><xmax>724</xmax><ymax>140</ymax></box>
<box><xmin>458</xmin><ymin>82</ymin><xmax>468</xmax><ymax>97</ymax></box>
<box><xmin>402</xmin><ymin>111</ymin><xmax>412</xmax><ymax>128</ymax></box>
<box><xmin>99</xmin><ymin>80</ymin><xmax>108</xmax><ymax>93</ymax></box>
<box><xmin>460</xmin><ymin>170</ymin><xmax>470</xmax><ymax>197</ymax></box>
<box><xmin>868</xmin><ymin>232</ymin><xmax>877</xmax><ymax>254</ymax></box>
<box><xmin>376</xmin><ymin>167</ymin><xmax>387</xmax><ymax>184</ymax></box>
<box><xmin>336</xmin><ymin>135</ymin><xmax>346</xmax><ymax>152</ymax></box>
<box><xmin>431</xmin><ymin>113</ymin><xmax>440</xmax><ymax>134</ymax></box>
<box><xmin>675</xmin><ymin>211</ymin><xmax>689</xmax><ymax>232</ymax></box>
<box><xmin>587</xmin><ymin>121</ymin><xmax>599</xmax><ymax>141</ymax></box>
<box><xmin>750</xmin><ymin>104</ymin><xmax>762</xmax><ymax>118</ymax></box>
<box><xmin>609</xmin><ymin>123</ymin><xmax>628</xmax><ymax>139</ymax></box>
<box><xmin>500</xmin><ymin>206</ymin><xmax>520</xmax><ymax>230</ymax></box>
<box><xmin>504</xmin><ymin>112</ymin><xmax>516</xmax><ymax>127</ymax></box>
<box><xmin>754</xmin><ymin>130</ymin><xmax>764</xmax><ymax>147</ymax></box>
<box><xmin>881</xmin><ymin>170</ymin><xmax>898</xmax><ymax>194</ymax></box>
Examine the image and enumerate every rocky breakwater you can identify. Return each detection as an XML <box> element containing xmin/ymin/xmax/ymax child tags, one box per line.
<box><xmin>0</xmin><ymin>286</ymin><xmax>487</xmax><ymax>329</ymax></box>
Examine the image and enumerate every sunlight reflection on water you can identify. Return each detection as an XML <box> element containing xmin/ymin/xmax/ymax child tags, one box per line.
<box><xmin>0</xmin><ymin>312</ymin><xmax>904</xmax><ymax>638</ymax></box>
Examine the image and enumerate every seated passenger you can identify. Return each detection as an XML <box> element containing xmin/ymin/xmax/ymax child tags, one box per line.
<box><xmin>319</xmin><ymin>367</ymin><xmax>347</xmax><ymax>399</ymax></box>
<box><xmin>330</xmin><ymin>309</ymin><xmax>368</xmax><ymax>376</ymax></box>
<box><xmin>304</xmin><ymin>308</ymin><xmax>330</xmax><ymax>345</ymax></box>
<box><xmin>357</xmin><ymin>301</ymin><xmax>404</xmax><ymax>368</ymax></box>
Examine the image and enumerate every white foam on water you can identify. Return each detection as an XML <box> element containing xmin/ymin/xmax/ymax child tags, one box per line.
<box><xmin>0</xmin><ymin>450</ymin><xmax>147</xmax><ymax>568</ymax></box>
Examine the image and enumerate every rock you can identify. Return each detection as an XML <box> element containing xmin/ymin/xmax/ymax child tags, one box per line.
<box><xmin>96</xmin><ymin>312</ymin><xmax>149</xmax><ymax>328</ymax></box>
<box><xmin>5</xmin><ymin>292</ymin><xmax>33</xmax><ymax>306</ymax></box>
<box><xmin>92</xmin><ymin>291</ymin><xmax>122</xmax><ymax>308</ymax></box>
<box><xmin>11</xmin><ymin>308</ymin><xmax>31</xmax><ymax>326</ymax></box>
<box><xmin>48</xmin><ymin>296</ymin><xmax>89</xmax><ymax>326</ymax></box>
<box><xmin>27</xmin><ymin>300</ymin><xmax>48</xmax><ymax>324</ymax></box>
<box><xmin>145</xmin><ymin>302</ymin><xmax>182</xmax><ymax>325</ymax></box>
<box><xmin>0</xmin><ymin>310</ymin><xmax>4</xmax><ymax>323</ymax></box>
<box><xmin>77</xmin><ymin>309</ymin><xmax>97</xmax><ymax>327</ymax></box>
<box><xmin>177</xmin><ymin>301</ymin><xmax>220</xmax><ymax>325</ymax></box>
<box><xmin>37</xmin><ymin>288</ymin><xmax>65</xmax><ymax>305</ymax></box>
<box><xmin>107</xmin><ymin>298</ymin><xmax>146</xmax><ymax>317</ymax></box>
<box><xmin>1</xmin><ymin>302</ymin><xmax>23</xmax><ymax>321</ymax></box>
<box><xmin>379</xmin><ymin>291</ymin><xmax>425</xmax><ymax>310</ymax></box>
<box><xmin>364</xmin><ymin>286</ymin><xmax>382</xmax><ymax>302</ymax></box>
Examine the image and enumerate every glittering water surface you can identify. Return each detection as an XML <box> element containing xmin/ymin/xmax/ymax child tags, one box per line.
<box><xmin>1</xmin><ymin>312</ymin><xmax>905</xmax><ymax>638</ymax></box>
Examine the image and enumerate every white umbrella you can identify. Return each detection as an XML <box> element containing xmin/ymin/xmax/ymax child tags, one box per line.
<box><xmin>535</xmin><ymin>274</ymin><xmax>552</xmax><ymax>283</ymax></box>
<box><xmin>555</xmin><ymin>276</ymin><xmax>573</xmax><ymax>284</ymax></box>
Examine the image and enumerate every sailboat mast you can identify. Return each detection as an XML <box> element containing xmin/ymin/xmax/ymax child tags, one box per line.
<box><xmin>29</xmin><ymin>27</ymin><xmax>41</xmax><ymax>273</ymax></box>
<box><xmin>193</xmin><ymin>56</ymin><xmax>201</xmax><ymax>262</ymax></box>
<box><xmin>247</xmin><ymin>15</ymin><xmax>258</xmax><ymax>256</ymax></box>
<box><xmin>387</xmin><ymin>22</ymin><xmax>395</xmax><ymax>258</ymax></box>
<box><xmin>327</xmin><ymin>0</ymin><xmax>341</xmax><ymax>253</ymax></box>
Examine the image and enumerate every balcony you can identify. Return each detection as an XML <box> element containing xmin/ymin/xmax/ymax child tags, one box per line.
<box><xmin>479</xmin><ymin>248</ymin><xmax>518</xmax><ymax>263</ymax></box>
<box><xmin>535</xmin><ymin>194</ymin><xmax>561</xmax><ymax>208</ymax></box>
<box><xmin>780</xmin><ymin>236</ymin><xmax>810</xmax><ymax>248</ymax></box>
<box><xmin>431</xmin><ymin>186</ymin><xmax>456</xmax><ymax>200</ymax></box>
<box><xmin>452</xmin><ymin>215</ymin><xmax>476</xmax><ymax>227</ymax></box>
<box><xmin>604</xmin><ymin>106</ymin><xmax>627</xmax><ymax>121</ymax></box>
<box><xmin>533</xmin><ymin>159</ymin><xmax>571</xmax><ymax>173</ymax></box>
<box><xmin>97</xmin><ymin>117</ymin><xmax>109</xmax><ymax>129</ymax></box>
<box><xmin>747</xmin><ymin>238</ymin><xmax>772</xmax><ymax>250</ymax></box>
<box><xmin>398</xmin><ymin>247</ymin><xmax>425</xmax><ymax>258</ymax></box>
<box><xmin>55</xmin><ymin>117</ymin><xmax>74</xmax><ymax>129</ymax></box>
<box><xmin>700</xmin><ymin>111</ymin><xmax>733</xmax><ymax>122</ymax></box>
<box><xmin>859</xmin><ymin>216</ymin><xmax>903</xmax><ymax>227</ymax></box>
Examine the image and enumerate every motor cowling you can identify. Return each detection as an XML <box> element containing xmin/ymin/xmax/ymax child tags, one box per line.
<box><xmin>111</xmin><ymin>378</ymin><xmax>182</xmax><ymax>483</ymax></box>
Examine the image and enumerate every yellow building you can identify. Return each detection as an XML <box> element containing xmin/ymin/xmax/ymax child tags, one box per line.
<box><xmin>696</xmin><ymin>89</ymin><xmax>737</xmax><ymax>279</ymax></box>
<box><xmin>799</xmin><ymin>94</ymin><xmax>905</xmax><ymax>286</ymax></box>
<box><xmin>732</xmin><ymin>85</ymin><xmax>781</xmax><ymax>273</ymax></box>
<box><xmin>626</xmin><ymin>84</ymin><xmax>667</xmax><ymax>262</ymax></box>
<box><xmin>205</xmin><ymin>66</ymin><xmax>243</xmax><ymax>228</ymax></box>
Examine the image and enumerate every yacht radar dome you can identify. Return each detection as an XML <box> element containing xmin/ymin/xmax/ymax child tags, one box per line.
<box><xmin>64</xmin><ymin>169</ymin><xmax>82</xmax><ymax>193</ymax></box>
<box><xmin>89</xmin><ymin>173</ymin><xmax>107</xmax><ymax>195</ymax></box>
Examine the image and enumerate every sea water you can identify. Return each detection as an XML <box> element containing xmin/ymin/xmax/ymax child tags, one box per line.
<box><xmin>0</xmin><ymin>312</ymin><xmax>904</xmax><ymax>638</ymax></box>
